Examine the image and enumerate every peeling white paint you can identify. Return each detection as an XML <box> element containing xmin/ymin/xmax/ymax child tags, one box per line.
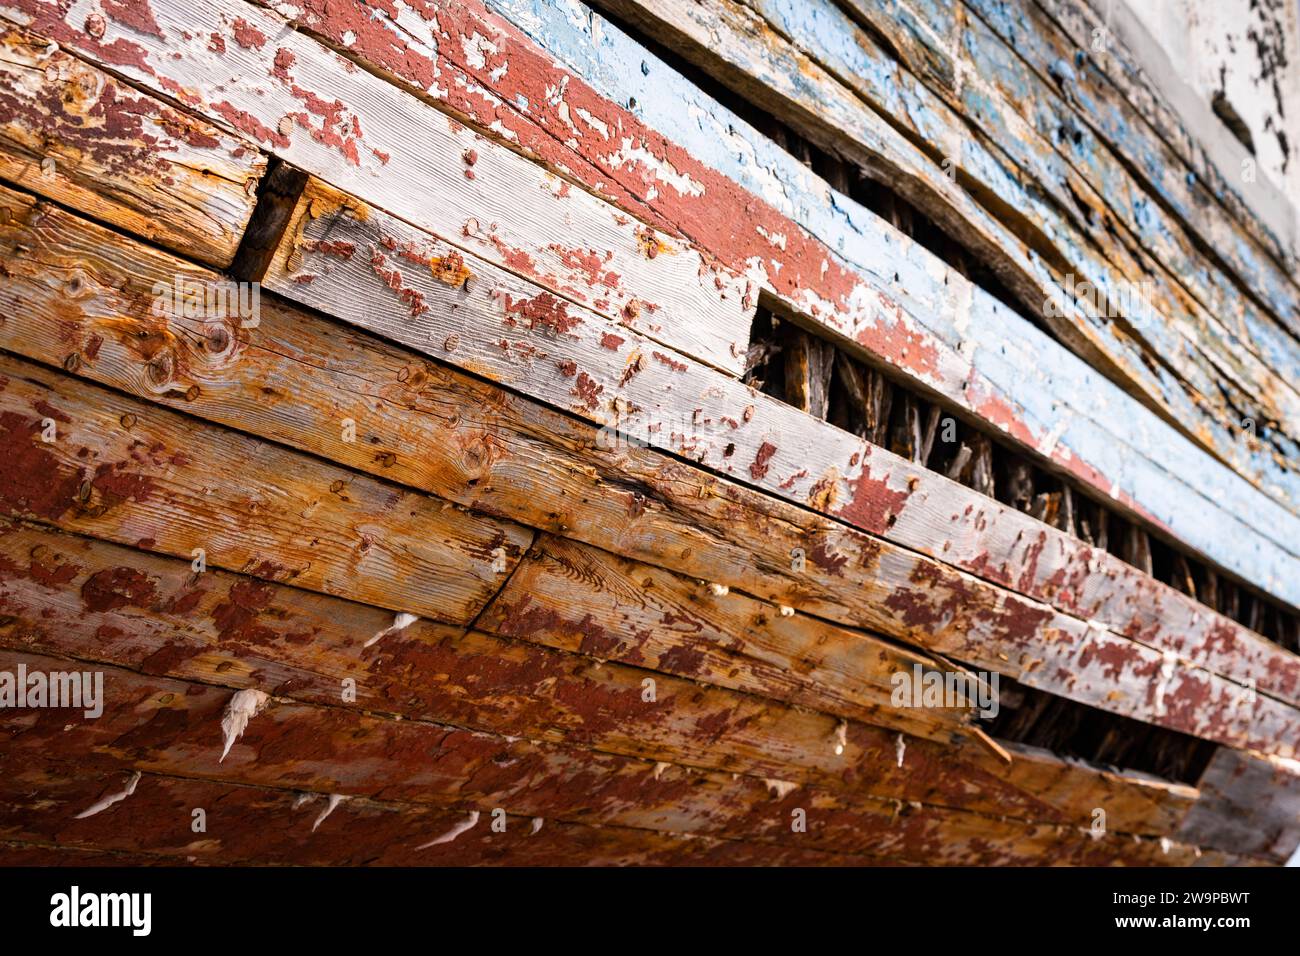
<box><xmin>219</xmin><ymin>688</ymin><xmax>270</xmax><ymax>762</ymax></box>
<box><xmin>312</xmin><ymin>793</ymin><xmax>347</xmax><ymax>832</ymax></box>
<box><xmin>603</xmin><ymin>138</ymin><xmax>705</xmax><ymax>197</ymax></box>
<box><xmin>365</xmin><ymin>611</ymin><xmax>419</xmax><ymax>648</ymax></box>
<box><xmin>764</xmin><ymin>778</ymin><xmax>798</xmax><ymax>799</ymax></box>
<box><xmin>416</xmin><ymin>809</ymin><xmax>480</xmax><ymax>849</ymax></box>
<box><xmin>74</xmin><ymin>771</ymin><xmax>141</xmax><ymax>819</ymax></box>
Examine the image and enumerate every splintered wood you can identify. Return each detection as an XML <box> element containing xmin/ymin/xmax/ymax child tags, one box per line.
<box><xmin>0</xmin><ymin>0</ymin><xmax>1297</xmax><ymax>867</ymax></box>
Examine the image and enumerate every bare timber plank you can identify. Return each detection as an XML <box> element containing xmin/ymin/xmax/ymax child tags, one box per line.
<box><xmin>0</xmin><ymin>349</ymin><xmax>530</xmax><ymax>625</ymax></box>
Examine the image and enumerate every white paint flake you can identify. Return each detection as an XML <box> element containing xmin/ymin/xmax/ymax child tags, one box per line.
<box><xmin>366</xmin><ymin>611</ymin><xmax>419</xmax><ymax>648</ymax></box>
<box><xmin>764</xmin><ymin>778</ymin><xmax>799</xmax><ymax>799</ymax></box>
<box><xmin>75</xmin><ymin>772</ymin><xmax>141</xmax><ymax>819</ymax></box>
<box><xmin>416</xmin><ymin>810</ymin><xmax>480</xmax><ymax>849</ymax></box>
<box><xmin>312</xmin><ymin>793</ymin><xmax>347</xmax><ymax>832</ymax></box>
<box><xmin>220</xmin><ymin>688</ymin><xmax>270</xmax><ymax>762</ymax></box>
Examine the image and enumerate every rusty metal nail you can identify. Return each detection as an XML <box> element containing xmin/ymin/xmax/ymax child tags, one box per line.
<box><xmin>63</xmin><ymin>352</ymin><xmax>81</xmax><ymax>372</ymax></box>
<box><xmin>119</xmin><ymin>413</ymin><xmax>137</xmax><ymax>429</ymax></box>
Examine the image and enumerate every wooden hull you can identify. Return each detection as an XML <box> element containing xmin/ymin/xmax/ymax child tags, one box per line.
<box><xmin>0</xmin><ymin>0</ymin><xmax>1297</xmax><ymax>866</ymax></box>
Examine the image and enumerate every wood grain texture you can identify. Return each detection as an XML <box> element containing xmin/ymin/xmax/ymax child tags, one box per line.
<box><xmin>8</xmin><ymin>0</ymin><xmax>1296</xmax><ymax>615</ymax></box>
<box><xmin>0</xmin><ymin>0</ymin><xmax>751</xmax><ymax>376</ymax></box>
<box><xmin>596</xmin><ymin>0</ymin><xmax>1300</xmax><ymax>508</ymax></box>
<box><xmin>481</xmin><ymin>0</ymin><xmax>1300</xmax><ymax>609</ymax></box>
<box><xmin>0</xmin><ymin>515</ymin><xmax>972</xmax><ymax>803</ymax></box>
<box><xmin>0</xmin><ymin>648</ymin><xmax>1245</xmax><ymax>864</ymax></box>
<box><xmin>0</xmin><ymin>762</ymin><xmax>886</xmax><ymax>866</ymax></box>
<box><xmin>0</xmin><ymin>189</ymin><xmax>1258</xmax><ymax>841</ymax></box>
<box><xmin>760</xmin><ymin>0</ymin><xmax>1300</xmax><ymax>483</ymax></box>
<box><xmin>1</xmin><ymin>0</ymin><xmax>1295</xmax><ymax>867</ymax></box>
<box><xmin>843</xmin><ymin>0</ymin><xmax>1300</xmax><ymax>351</ymax></box>
<box><xmin>0</xmin><ymin>347</ymin><xmax>530</xmax><ymax>626</ymax></box>
<box><xmin>0</xmin><ymin>515</ymin><xmax>1213</xmax><ymax>843</ymax></box>
<box><xmin>0</xmin><ymin>23</ymin><xmax>263</xmax><ymax>266</ymax></box>
<box><xmin>251</xmin><ymin>179</ymin><xmax>1300</xmax><ymax>741</ymax></box>
<box><xmin>1032</xmin><ymin>0</ymin><xmax>1297</xmax><ymax>269</ymax></box>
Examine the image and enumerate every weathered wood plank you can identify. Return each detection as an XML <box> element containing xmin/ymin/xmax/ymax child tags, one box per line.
<box><xmin>0</xmin><ymin>762</ymin><xmax>882</xmax><ymax>866</ymax></box>
<box><xmin>0</xmin><ymin>0</ymin><xmax>751</xmax><ymax>376</ymax></box>
<box><xmin>0</xmin><ymin>348</ymin><xmax>530</xmax><ymax>625</ymax></box>
<box><xmin>479</xmin><ymin>532</ymin><xmax>969</xmax><ymax>742</ymax></box>
<box><xmin>0</xmin><ymin>648</ymin><xmax>1240</xmax><ymax>864</ymax></box>
<box><xmin>1032</xmin><ymin>0</ymin><xmax>1297</xmax><ymax>271</ymax></box>
<box><xmin>2</xmin><ymin>175</ymin><xmax>1294</xmax><ymax>757</ymax></box>
<box><xmin>0</xmin><ymin>515</ymin><xmax>981</xmax><ymax>806</ymax></box>
<box><xmin>757</xmin><ymin>0</ymin><xmax>1300</xmax><ymax>480</ymax></box>
<box><xmin>15</xmin><ymin>0</ymin><xmax>1294</xmax><ymax>613</ymax></box>
<box><xmin>253</xmin><ymin>179</ymin><xmax>1300</xmax><ymax>731</ymax></box>
<box><xmin>0</xmin><ymin>23</ymin><xmax>264</xmax><ymax>266</ymax></box>
<box><xmin>5</xmin><ymin>514</ymin><xmax>1214</xmax><ymax>842</ymax></box>
<box><xmin>993</xmin><ymin>740</ymin><xmax>1198</xmax><ymax>839</ymax></box>
<box><xmin>482</xmin><ymin>0</ymin><xmax>1300</xmax><ymax>608</ymax></box>
<box><xmin>0</xmin><ymin>210</ymin><xmax>1222</xmax><ymax>841</ymax></box>
<box><xmin>473</xmin><ymin>532</ymin><xmax>1298</xmax><ymax>759</ymax></box>
<box><xmin>1173</xmin><ymin>747</ymin><xmax>1300</xmax><ymax>863</ymax></box>
<box><xmin>597</xmin><ymin>0</ymin><xmax>1300</xmax><ymax>504</ymax></box>
<box><xmin>839</xmin><ymin>0</ymin><xmax>1300</xmax><ymax>354</ymax></box>
<box><xmin>962</xmin><ymin>0</ymin><xmax>1300</xmax><ymax>328</ymax></box>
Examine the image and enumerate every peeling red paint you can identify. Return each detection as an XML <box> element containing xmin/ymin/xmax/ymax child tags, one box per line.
<box><xmin>101</xmin><ymin>0</ymin><xmax>165</xmax><ymax>40</ymax></box>
<box><xmin>572</xmin><ymin>372</ymin><xmax>603</xmax><ymax>410</ymax></box>
<box><xmin>749</xmin><ymin>441</ymin><xmax>777</xmax><ymax>480</ymax></box>
<box><xmin>211</xmin><ymin>100</ymin><xmax>290</xmax><ymax>149</ymax></box>
<box><xmin>837</xmin><ymin>463</ymin><xmax>910</xmax><ymax>534</ymax></box>
<box><xmin>81</xmin><ymin>566</ymin><xmax>156</xmax><ymax>613</ymax></box>
<box><xmin>652</xmin><ymin>351</ymin><xmax>687</xmax><ymax>372</ymax></box>
<box><xmin>231</xmin><ymin>17</ymin><xmax>268</xmax><ymax>51</ymax></box>
<box><xmin>502</xmin><ymin>292</ymin><xmax>580</xmax><ymax>335</ymax></box>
